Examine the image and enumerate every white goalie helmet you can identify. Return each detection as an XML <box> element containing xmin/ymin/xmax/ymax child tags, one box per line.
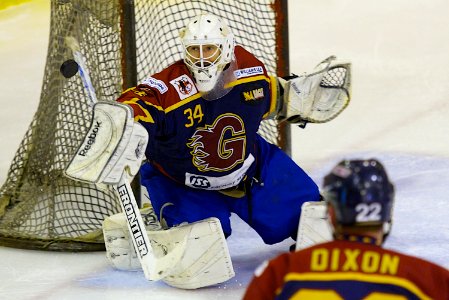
<box><xmin>179</xmin><ymin>13</ymin><xmax>235</xmax><ymax>95</ymax></box>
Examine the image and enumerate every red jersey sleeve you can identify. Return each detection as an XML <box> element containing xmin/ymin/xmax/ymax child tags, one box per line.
<box><xmin>116</xmin><ymin>60</ymin><xmax>196</xmax><ymax>137</ymax></box>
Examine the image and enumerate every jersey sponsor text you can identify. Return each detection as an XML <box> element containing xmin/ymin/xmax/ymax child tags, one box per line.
<box><xmin>234</xmin><ymin>66</ymin><xmax>264</xmax><ymax>78</ymax></box>
<box><xmin>142</xmin><ymin>76</ymin><xmax>168</xmax><ymax>94</ymax></box>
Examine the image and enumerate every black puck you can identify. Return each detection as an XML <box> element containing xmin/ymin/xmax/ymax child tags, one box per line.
<box><xmin>60</xmin><ymin>59</ymin><xmax>79</xmax><ymax>78</ymax></box>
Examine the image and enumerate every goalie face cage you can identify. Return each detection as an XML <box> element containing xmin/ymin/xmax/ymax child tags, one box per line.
<box><xmin>0</xmin><ymin>0</ymin><xmax>290</xmax><ymax>251</ymax></box>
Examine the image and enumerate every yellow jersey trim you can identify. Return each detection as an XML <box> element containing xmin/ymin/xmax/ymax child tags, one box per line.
<box><xmin>225</xmin><ymin>75</ymin><xmax>270</xmax><ymax>89</ymax></box>
<box><xmin>122</xmin><ymin>98</ymin><xmax>160</xmax><ymax>123</ymax></box>
<box><xmin>145</xmin><ymin>74</ymin><xmax>271</xmax><ymax>114</ymax></box>
<box><xmin>165</xmin><ymin>93</ymin><xmax>202</xmax><ymax>113</ymax></box>
<box><xmin>262</xmin><ymin>75</ymin><xmax>278</xmax><ymax>119</ymax></box>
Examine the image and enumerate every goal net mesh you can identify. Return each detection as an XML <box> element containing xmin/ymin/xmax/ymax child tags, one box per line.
<box><xmin>0</xmin><ymin>0</ymin><xmax>289</xmax><ymax>251</ymax></box>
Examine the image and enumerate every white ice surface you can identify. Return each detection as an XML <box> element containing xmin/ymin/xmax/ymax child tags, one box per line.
<box><xmin>1</xmin><ymin>0</ymin><xmax>449</xmax><ymax>299</ymax></box>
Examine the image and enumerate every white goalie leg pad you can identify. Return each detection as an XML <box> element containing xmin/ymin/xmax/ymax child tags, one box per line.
<box><xmin>103</xmin><ymin>218</ymin><xmax>141</xmax><ymax>271</ymax></box>
<box><xmin>65</xmin><ymin>101</ymin><xmax>148</xmax><ymax>185</ymax></box>
<box><xmin>296</xmin><ymin>201</ymin><xmax>333</xmax><ymax>251</ymax></box>
<box><xmin>160</xmin><ymin>218</ymin><xmax>234</xmax><ymax>289</ymax></box>
<box><xmin>104</xmin><ymin>207</ymin><xmax>189</xmax><ymax>275</ymax></box>
<box><xmin>103</xmin><ymin>204</ymin><xmax>163</xmax><ymax>271</ymax></box>
<box><xmin>104</xmin><ymin>213</ymin><xmax>234</xmax><ymax>289</ymax></box>
<box><xmin>279</xmin><ymin>56</ymin><xmax>351</xmax><ymax>124</ymax></box>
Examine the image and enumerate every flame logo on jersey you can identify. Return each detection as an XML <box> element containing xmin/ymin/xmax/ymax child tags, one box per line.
<box><xmin>187</xmin><ymin>114</ymin><xmax>246</xmax><ymax>172</ymax></box>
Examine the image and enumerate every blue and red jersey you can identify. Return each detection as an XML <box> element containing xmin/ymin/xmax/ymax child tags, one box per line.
<box><xmin>243</xmin><ymin>239</ymin><xmax>449</xmax><ymax>300</ymax></box>
<box><xmin>117</xmin><ymin>45</ymin><xmax>278</xmax><ymax>190</ymax></box>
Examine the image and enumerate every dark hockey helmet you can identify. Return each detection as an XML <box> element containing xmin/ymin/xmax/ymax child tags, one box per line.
<box><xmin>323</xmin><ymin>159</ymin><xmax>394</xmax><ymax>227</ymax></box>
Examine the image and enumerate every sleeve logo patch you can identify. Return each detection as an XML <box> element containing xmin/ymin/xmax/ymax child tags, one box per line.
<box><xmin>242</xmin><ymin>87</ymin><xmax>264</xmax><ymax>102</ymax></box>
<box><xmin>170</xmin><ymin>74</ymin><xmax>198</xmax><ymax>100</ymax></box>
<box><xmin>234</xmin><ymin>66</ymin><xmax>264</xmax><ymax>79</ymax></box>
<box><xmin>141</xmin><ymin>77</ymin><xmax>168</xmax><ymax>94</ymax></box>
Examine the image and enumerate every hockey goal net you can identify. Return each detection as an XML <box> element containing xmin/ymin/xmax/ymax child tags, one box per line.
<box><xmin>0</xmin><ymin>0</ymin><xmax>290</xmax><ymax>251</ymax></box>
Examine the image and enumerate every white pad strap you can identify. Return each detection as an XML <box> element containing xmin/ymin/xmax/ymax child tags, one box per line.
<box><xmin>65</xmin><ymin>101</ymin><xmax>148</xmax><ymax>184</ymax></box>
<box><xmin>280</xmin><ymin>56</ymin><xmax>351</xmax><ymax>125</ymax></box>
<box><xmin>296</xmin><ymin>201</ymin><xmax>333</xmax><ymax>251</ymax></box>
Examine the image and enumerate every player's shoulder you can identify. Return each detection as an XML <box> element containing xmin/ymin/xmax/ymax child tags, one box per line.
<box><xmin>234</xmin><ymin>45</ymin><xmax>262</xmax><ymax>65</ymax></box>
<box><xmin>139</xmin><ymin>60</ymin><xmax>200</xmax><ymax>107</ymax></box>
<box><xmin>379</xmin><ymin>244</ymin><xmax>449</xmax><ymax>273</ymax></box>
<box><xmin>232</xmin><ymin>45</ymin><xmax>270</xmax><ymax>82</ymax></box>
<box><xmin>322</xmin><ymin>240</ymin><xmax>449</xmax><ymax>274</ymax></box>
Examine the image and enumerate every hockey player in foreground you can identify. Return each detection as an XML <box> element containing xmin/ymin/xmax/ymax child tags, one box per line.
<box><xmin>66</xmin><ymin>13</ymin><xmax>351</xmax><ymax>288</ymax></box>
<box><xmin>243</xmin><ymin>159</ymin><xmax>449</xmax><ymax>299</ymax></box>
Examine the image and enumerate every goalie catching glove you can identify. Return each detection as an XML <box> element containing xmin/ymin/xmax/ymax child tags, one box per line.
<box><xmin>277</xmin><ymin>56</ymin><xmax>351</xmax><ymax>127</ymax></box>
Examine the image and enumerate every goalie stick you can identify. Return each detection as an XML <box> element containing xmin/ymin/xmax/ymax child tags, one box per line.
<box><xmin>62</xmin><ymin>36</ymin><xmax>162</xmax><ymax>281</ymax></box>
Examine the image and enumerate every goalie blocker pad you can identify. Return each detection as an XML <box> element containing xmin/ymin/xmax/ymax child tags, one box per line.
<box><xmin>65</xmin><ymin>102</ymin><xmax>148</xmax><ymax>185</ymax></box>
<box><xmin>295</xmin><ymin>201</ymin><xmax>333</xmax><ymax>251</ymax></box>
<box><xmin>103</xmin><ymin>211</ymin><xmax>235</xmax><ymax>289</ymax></box>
